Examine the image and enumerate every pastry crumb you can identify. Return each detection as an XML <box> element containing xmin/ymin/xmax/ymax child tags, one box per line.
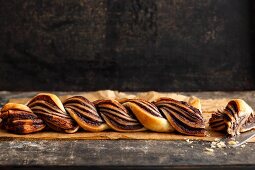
<box><xmin>186</xmin><ymin>139</ymin><xmax>193</xmax><ymax>144</ymax></box>
<box><xmin>210</xmin><ymin>141</ymin><xmax>217</xmax><ymax>148</ymax></box>
<box><xmin>216</xmin><ymin>141</ymin><xmax>226</xmax><ymax>148</ymax></box>
<box><xmin>210</xmin><ymin>141</ymin><xmax>226</xmax><ymax>148</ymax></box>
<box><xmin>205</xmin><ymin>147</ymin><xmax>214</xmax><ymax>152</ymax></box>
<box><xmin>191</xmin><ymin>146</ymin><xmax>194</xmax><ymax>148</ymax></box>
<box><xmin>214</xmin><ymin>138</ymin><xmax>220</xmax><ymax>142</ymax></box>
<box><xmin>241</xmin><ymin>144</ymin><xmax>246</xmax><ymax>148</ymax></box>
<box><xmin>228</xmin><ymin>140</ymin><xmax>237</xmax><ymax>145</ymax></box>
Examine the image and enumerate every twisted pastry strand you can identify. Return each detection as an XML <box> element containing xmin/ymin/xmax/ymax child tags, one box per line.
<box><xmin>122</xmin><ymin>99</ymin><xmax>174</xmax><ymax>132</ymax></box>
<box><xmin>94</xmin><ymin>99</ymin><xmax>146</xmax><ymax>132</ymax></box>
<box><xmin>0</xmin><ymin>93</ymin><xmax>206</xmax><ymax>136</ymax></box>
<box><xmin>64</xmin><ymin>96</ymin><xmax>108</xmax><ymax>132</ymax></box>
<box><xmin>153</xmin><ymin>98</ymin><xmax>205</xmax><ymax>136</ymax></box>
<box><xmin>27</xmin><ymin>93</ymin><xmax>79</xmax><ymax>133</ymax></box>
<box><xmin>0</xmin><ymin>103</ymin><xmax>45</xmax><ymax>134</ymax></box>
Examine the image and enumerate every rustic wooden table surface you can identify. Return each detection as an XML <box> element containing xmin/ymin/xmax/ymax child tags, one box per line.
<box><xmin>0</xmin><ymin>91</ymin><xmax>255</xmax><ymax>169</ymax></box>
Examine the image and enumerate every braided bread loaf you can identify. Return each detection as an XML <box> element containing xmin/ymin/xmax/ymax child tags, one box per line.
<box><xmin>0</xmin><ymin>93</ymin><xmax>206</xmax><ymax>136</ymax></box>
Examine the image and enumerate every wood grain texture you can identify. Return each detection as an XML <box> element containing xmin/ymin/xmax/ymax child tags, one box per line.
<box><xmin>1</xmin><ymin>140</ymin><xmax>255</xmax><ymax>167</ymax></box>
<box><xmin>0</xmin><ymin>0</ymin><xmax>254</xmax><ymax>91</ymax></box>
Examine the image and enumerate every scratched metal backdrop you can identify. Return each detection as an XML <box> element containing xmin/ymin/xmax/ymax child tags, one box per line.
<box><xmin>0</xmin><ymin>0</ymin><xmax>254</xmax><ymax>91</ymax></box>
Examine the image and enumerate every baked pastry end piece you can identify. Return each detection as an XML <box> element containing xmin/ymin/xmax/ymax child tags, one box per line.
<box><xmin>209</xmin><ymin>99</ymin><xmax>255</xmax><ymax>136</ymax></box>
<box><xmin>27</xmin><ymin>93</ymin><xmax>79</xmax><ymax>133</ymax></box>
<box><xmin>0</xmin><ymin>103</ymin><xmax>46</xmax><ymax>134</ymax></box>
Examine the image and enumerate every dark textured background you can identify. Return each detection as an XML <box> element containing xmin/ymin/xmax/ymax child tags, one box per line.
<box><xmin>0</xmin><ymin>0</ymin><xmax>254</xmax><ymax>91</ymax></box>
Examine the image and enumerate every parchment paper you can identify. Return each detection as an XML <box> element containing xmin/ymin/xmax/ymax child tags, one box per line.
<box><xmin>3</xmin><ymin>90</ymin><xmax>252</xmax><ymax>142</ymax></box>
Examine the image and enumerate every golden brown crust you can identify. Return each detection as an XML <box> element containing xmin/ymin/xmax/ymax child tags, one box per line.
<box><xmin>64</xmin><ymin>96</ymin><xmax>108</xmax><ymax>132</ymax></box>
<box><xmin>154</xmin><ymin>97</ymin><xmax>206</xmax><ymax>136</ymax></box>
<box><xmin>27</xmin><ymin>93</ymin><xmax>79</xmax><ymax>133</ymax></box>
<box><xmin>27</xmin><ymin>93</ymin><xmax>66</xmax><ymax>112</ymax></box>
<box><xmin>0</xmin><ymin>103</ymin><xmax>46</xmax><ymax>134</ymax></box>
<box><xmin>209</xmin><ymin>99</ymin><xmax>255</xmax><ymax>136</ymax></box>
<box><xmin>123</xmin><ymin>99</ymin><xmax>174</xmax><ymax>132</ymax></box>
<box><xmin>1</xmin><ymin>103</ymin><xmax>33</xmax><ymax>113</ymax></box>
<box><xmin>95</xmin><ymin>99</ymin><xmax>146</xmax><ymax>132</ymax></box>
<box><xmin>188</xmin><ymin>96</ymin><xmax>202</xmax><ymax>112</ymax></box>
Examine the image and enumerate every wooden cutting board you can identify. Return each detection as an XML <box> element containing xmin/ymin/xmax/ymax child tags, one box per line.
<box><xmin>1</xmin><ymin>90</ymin><xmax>254</xmax><ymax>142</ymax></box>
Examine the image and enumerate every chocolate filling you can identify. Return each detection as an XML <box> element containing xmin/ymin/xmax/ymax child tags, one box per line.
<box><xmin>170</xmin><ymin>113</ymin><xmax>205</xmax><ymax>135</ymax></box>
<box><xmin>225</xmin><ymin>106</ymin><xmax>235</xmax><ymax>119</ymax></box>
<box><xmin>32</xmin><ymin>110</ymin><xmax>75</xmax><ymax>129</ymax></box>
<box><xmin>65</xmin><ymin>105</ymin><xmax>101</xmax><ymax>121</ymax></box>
<box><xmin>74</xmin><ymin>111</ymin><xmax>103</xmax><ymax>126</ymax></box>
<box><xmin>64</xmin><ymin>97</ymin><xmax>96</xmax><ymax>111</ymax></box>
<box><xmin>129</xmin><ymin>101</ymin><xmax>162</xmax><ymax>118</ymax></box>
<box><xmin>98</xmin><ymin>105</ymin><xmax>126</xmax><ymax>115</ymax></box>
<box><xmin>156</xmin><ymin>101</ymin><xmax>201</xmax><ymax>120</ymax></box>
<box><xmin>46</xmin><ymin>121</ymin><xmax>64</xmax><ymax>132</ymax></box>
<box><xmin>98</xmin><ymin>108</ymin><xmax>137</xmax><ymax>124</ymax></box>
<box><xmin>106</xmin><ymin>116</ymin><xmax>144</xmax><ymax>130</ymax></box>
<box><xmin>95</xmin><ymin>100</ymin><xmax>126</xmax><ymax>113</ymax></box>
<box><xmin>136</xmin><ymin>100</ymin><xmax>159</xmax><ymax>112</ymax></box>
<box><xmin>29</xmin><ymin>102</ymin><xmax>63</xmax><ymax>114</ymax></box>
<box><xmin>163</xmin><ymin>107</ymin><xmax>204</xmax><ymax>129</ymax></box>
<box><xmin>243</xmin><ymin>114</ymin><xmax>255</xmax><ymax>129</ymax></box>
<box><xmin>209</xmin><ymin>120</ymin><xmax>225</xmax><ymax>128</ymax></box>
<box><xmin>5</xmin><ymin>110</ymin><xmax>37</xmax><ymax>120</ymax></box>
<box><xmin>101</xmin><ymin>111</ymin><xmax>140</xmax><ymax>126</ymax></box>
<box><xmin>31</xmin><ymin>108</ymin><xmax>70</xmax><ymax>119</ymax></box>
<box><xmin>123</xmin><ymin>106</ymin><xmax>137</xmax><ymax>119</ymax></box>
<box><xmin>28</xmin><ymin>95</ymin><xmax>62</xmax><ymax>110</ymax></box>
<box><xmin>161</xmin><ymin>105</ymin><xmax>201</xmax><ymax>123</ymax></box>
<box><xmin>156</xmin><ymin>98</ymin><xmax>202</xmax><ymax>117</ymax></box>
<box><xmin>169</xmin><ymin>102</ymin><xmax>202</xmax><ymax>119</ymax></box>
<box><xmin>8</xmin><ymin>119</ymin><xmax>44</xmax><ymax>126</ymax></box>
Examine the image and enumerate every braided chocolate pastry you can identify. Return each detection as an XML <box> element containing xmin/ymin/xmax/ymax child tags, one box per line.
<box><xmin>209</xmin><ymin>99</ymin><xmax>255</xmax><ymax>136</ymax></box>
<box><xmin>27</xmin><ymin>93</ymin><xmax>79</xmax><ymax>133</ymax></box>
<box><xmin>63</xmin><ymin>96</ymin><xmax>108</xmax><ymax>132</ymax></box>
<box><xmin>0</xmin><ymin>93</ymin><xmax>207</xmax><ymax>136</ymax></box>
<box><xmin>94</xmin><ymin>99</ymin><xmax>146</xmax><ymax>132</ymax></box>
<box><xmin>0</xmin><ymin>103</ymin><xmax>45</xmax><ymax>134</ymax></box>
<box><xmin>153</xmin><ymin>98</ymin><xmax>206</xmax><ymax>136</ymax></box>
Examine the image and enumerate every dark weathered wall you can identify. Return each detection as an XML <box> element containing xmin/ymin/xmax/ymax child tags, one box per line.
<box><xmin>0</xmin><ymin>0</ymin><xmax>254</xmax><ymax>91</ymax></box>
